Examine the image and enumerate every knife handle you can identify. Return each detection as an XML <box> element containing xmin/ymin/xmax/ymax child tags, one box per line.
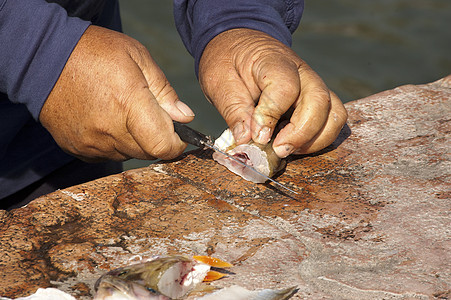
<box><xmin>173</xmin><ymin>121</ymin><xmax>209</xmax><ymax>148</ymax></box>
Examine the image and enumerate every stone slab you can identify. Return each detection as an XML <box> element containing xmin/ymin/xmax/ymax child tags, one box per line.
<box><xmin>0</xmin><ymin>76</ymin><xmax>450</xmax><ymax>299</ymax></box>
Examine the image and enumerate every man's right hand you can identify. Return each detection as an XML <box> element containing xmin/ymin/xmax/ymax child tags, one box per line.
<box><xmin>40</xmin><ymin>25</ymin><xmax>194</xmax><ymax>162</ymax></box>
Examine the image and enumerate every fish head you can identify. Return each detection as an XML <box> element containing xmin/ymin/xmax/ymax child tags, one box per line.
<box><xmin>95</xmin><ymin>256</ymin><xmax>211</xmax><ymax>299</ymax></box>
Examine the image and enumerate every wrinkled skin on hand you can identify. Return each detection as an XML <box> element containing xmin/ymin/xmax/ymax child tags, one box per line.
<box><xmin>40</xmin><ymin>25</ymin><xmax>194</xmax><ymax>162</ymax></box>
<box><xmin>199</xmin><ymin>28</ymin><xmax>348</xmax><ymax>158</ymax></box>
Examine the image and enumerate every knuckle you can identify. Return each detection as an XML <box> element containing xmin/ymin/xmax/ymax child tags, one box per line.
<box><xmin>81</xmin><ymin>135</ymin><xmax>108</xmax><ymax>155</ymax></box>
<box><xmin>221</xmin><ymin>101</ymin><xmax>252</xmax><ymax>126</ymax></box>
<box><xmin>336</xmin><ymin>108</ymin><xmax>349</xmax><ymax>126</ymax></box>
<box><xmin>152</xmin><ymin>80</ymin><xmax>173</xmax><ymax>102</ymax></box>
<box><xmin>310</xmin><ymin>87</ymin><xmax>331</xmax><ymax>109</ymax></box>
<box><xmin>126</xmin><ymin>36</ymin><xmax>149</xmax><ymax>56</ymax></box>
<box><xmin>253</xmin><ymin>105</ymin><xmax>280</xmax><ymax>127</ymax></box>
<box><xmin>283</xmin><ymin>76</ymin><xmax>301</xmax><ymax>96</ymax></box>
<box><xmin>331</xmin><ymin>103</ymin><xmax>348</xmax><ymax>126</ymax></box>
<box><xmin>148</xmin><ymin>138</ymin><xmax>177</xmax><ymax>159</ymax></box>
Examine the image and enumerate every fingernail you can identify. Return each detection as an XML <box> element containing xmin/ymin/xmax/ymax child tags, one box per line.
<box><xmin>175</xmin><ymin>101</ymin><xmax>195</xmax><ymax>117</ymax></box>
<box><xmin>233</xmin><ymin>122</ymin><xmax>246</xmax><ymax>142</ymax></box>
<box><xmin>274</xmin><ymin>144</ymin><xmax>294</xmax><ymax>158</ymax></box>
<box><xmin>255</xmin><ymin>126</ymin><xmax>271</xmax><ymax>144</ymax></box>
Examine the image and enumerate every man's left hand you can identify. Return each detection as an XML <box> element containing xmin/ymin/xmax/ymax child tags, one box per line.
<box><xmin>198</xmin><ymin>28</ymin><xmax>348</xmax><ymax>158</ymax></box>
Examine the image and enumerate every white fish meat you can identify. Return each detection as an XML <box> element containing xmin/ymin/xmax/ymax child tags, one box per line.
<box><xmin>213</xmin><ymin>129</ymin><xmax>285</xmax><ymax>183</ymax></box>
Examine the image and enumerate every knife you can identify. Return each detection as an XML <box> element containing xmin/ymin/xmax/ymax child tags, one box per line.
<box><xmin>173</xmin><ymin>121</ymin><xmax>298</xmax><ymax>194</ymax></box>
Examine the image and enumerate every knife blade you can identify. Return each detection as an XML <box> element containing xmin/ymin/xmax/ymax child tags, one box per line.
<box><xmin>173</xmin><ymin>121</ymin><xmax>298</xmax><ymax>194</ymax></box>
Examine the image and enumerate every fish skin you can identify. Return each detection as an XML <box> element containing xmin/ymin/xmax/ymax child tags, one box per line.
<box><xmin>213</xmin><ymin>129</ymin><xmax>285</xmax><ymax>183</ymax></box>
<box><xmin>94</xmin><ymin>275</ymin><xmax>169</xmax><ymax>300</ymax></box>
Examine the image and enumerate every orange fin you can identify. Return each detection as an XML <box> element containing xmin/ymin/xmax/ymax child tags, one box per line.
<box><xmin>193</xmin><ymin>256</ymin><xmax>233</xmax><ymax>268</ymax></box>
<box><xmin>203</xmin><ymin>270</ymin><xmax>227</xmax><ymax>282</ymax></box>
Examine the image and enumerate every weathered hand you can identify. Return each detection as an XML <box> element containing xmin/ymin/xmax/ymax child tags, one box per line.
<box><xmin>40</xmin><ymin>25</ymin><xmax>194</xmax><ymax>161</ymax></box>
<box><xmin>199</xmin><ymin>28</ymin><xmax>347</xmax><ymax>158</ymax></box>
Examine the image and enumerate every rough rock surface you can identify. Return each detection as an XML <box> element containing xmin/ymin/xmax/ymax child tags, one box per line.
<box><xmin>0</xmin><ymin>76</ymin><xmax>450</xmax><ymax>299</ymax></box>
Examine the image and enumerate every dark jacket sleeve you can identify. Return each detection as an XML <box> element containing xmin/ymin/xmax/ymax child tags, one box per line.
<box><xmin>0</xmin><ymin>0</ymin><xmax>90</xmax><ymax>120</ymax></box>
<box><xmin>173</xmin><ymin>0</ymin><xmax>304</xmax><ymax>74</ymax></box>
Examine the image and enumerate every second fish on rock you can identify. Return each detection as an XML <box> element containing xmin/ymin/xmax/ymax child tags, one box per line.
<box><xmin>94</xmin><ymin>255</ymin><xmax>298</xmax><ymax>300</ymax></box>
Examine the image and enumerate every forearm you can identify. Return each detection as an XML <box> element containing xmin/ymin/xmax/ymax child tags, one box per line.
<box><xmin>173</xmin><ymin>0</ymin><xmax>304</xmax><ymax>74</ymax></box>
<box><xmin>0</xmin><ymin>0</ymin><xmax>90</xmax><ymax>119</ymax></box>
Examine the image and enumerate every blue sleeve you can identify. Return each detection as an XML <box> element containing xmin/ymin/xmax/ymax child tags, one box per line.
<box><xmin>0</xmin><ymin>0</ymin><xmax>90</xmax><ymax>120</ymax></box>
<box><xmin>173</xmin><ymin>0</ymin><xmax>304</xmax><ymax>75</ymax></box>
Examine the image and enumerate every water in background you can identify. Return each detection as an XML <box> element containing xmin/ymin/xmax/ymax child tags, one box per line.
<box><xmin>120</xmin><ymin>0</ymin><xmax>451</xmax><ymax>170</ymax></box>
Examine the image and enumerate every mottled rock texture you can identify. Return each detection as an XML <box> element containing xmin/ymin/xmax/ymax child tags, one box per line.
<box><xmin>1</xmin><ymin>76</ymin><xmax>450</xmax><ymax>299</ymax></box>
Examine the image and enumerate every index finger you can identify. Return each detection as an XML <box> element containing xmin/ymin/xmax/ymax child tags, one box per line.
<box><xmin>272</xmin><ymin>65</ymin><xmax>331</xmax><ymax>157</ymax></box>
<box><xmin>125</xmin><ymin>86</ymin><xmax>187</xmax><ymax>160</ymax></box>
<box><xmin>251</xmin><ymin>57</ymin><xmax>300</xmax><ymax>144</ymax></box>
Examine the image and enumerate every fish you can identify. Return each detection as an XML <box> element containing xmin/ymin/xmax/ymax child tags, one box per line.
<box><xmin>94</xmin><ymin>255</ymin><xmax>231</xmax><ymax>300</ymax></box>
<box><xmin>173</xmin><ymin>122</ymin><xmax>296</xmax><ymax>194</ymax></box>
<box><xmin>212</xmin><ymin>129</ymin><xmax>286</xmax><ymax>183</ymax></box>
<box><xmin>196</xmin><ymin>285</ymin><xmax>299</xmax><ymax>300</ymax></box>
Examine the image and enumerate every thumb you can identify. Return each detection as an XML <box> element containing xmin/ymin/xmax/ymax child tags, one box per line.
<box><xmin>152</xmin><ymin>77</ymin><xmax>195</xmax><ymax>122</ymax></box>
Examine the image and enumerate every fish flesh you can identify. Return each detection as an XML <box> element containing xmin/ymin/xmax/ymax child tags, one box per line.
<box><xmin>94</xmin><ymin>255</ymin><xmax>223</xmax><ymax>300</ymax></box>
<box><xmin>213</xmin><ymin>129</ymin><xmax>285</xmax><ymax>183</ymax></box>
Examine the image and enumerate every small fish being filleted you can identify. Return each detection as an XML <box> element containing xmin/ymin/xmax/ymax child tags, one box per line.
<box><xmin>172</xmin><ymin>122</ymin><xmax>297</xmax><ymax>194</ymax></box>
<box><xmin>212</xmin><ymin>128</ymin><xmax>286</xmax><ymax>183</ymax></box>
